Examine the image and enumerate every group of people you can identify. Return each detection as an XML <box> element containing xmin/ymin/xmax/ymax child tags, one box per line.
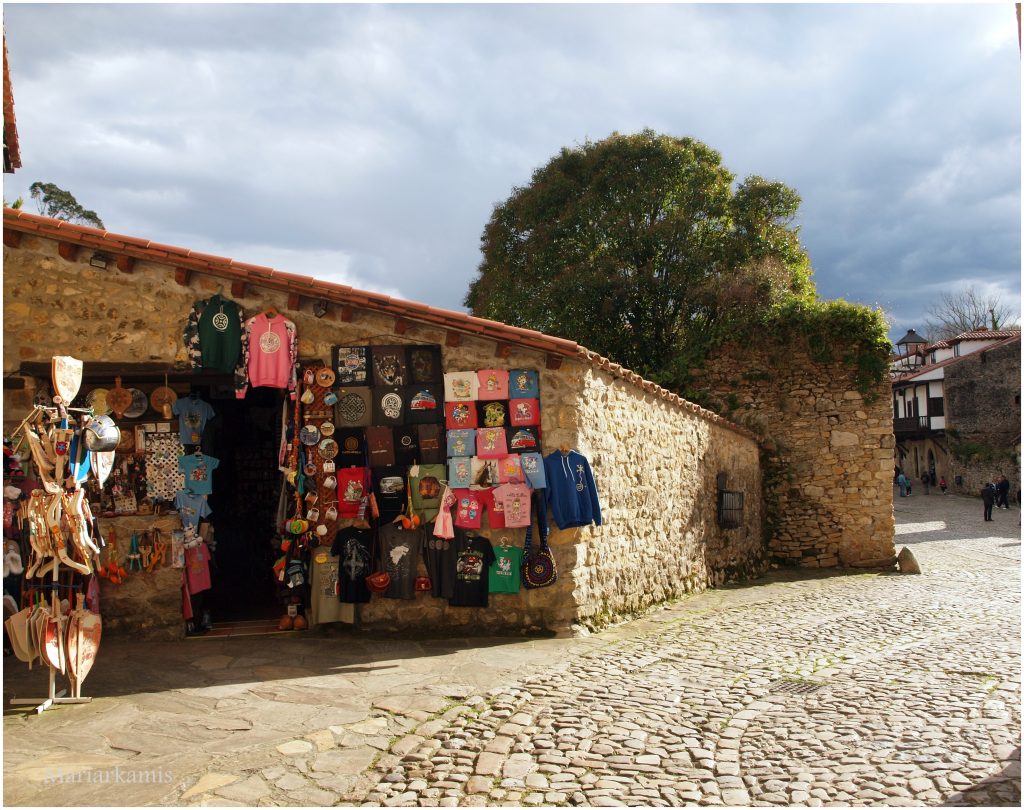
<box><xmin>981</xmin><ymin>475</ymin><xmax>1013</xmax><ymax>521</ymax></box>
<box><xmin>895</xmin><ymin>467</ymin><xmax>1014</xmax><ymax>522</ymax></box>
<box><xmin>895</xmin><ymin>468</ymin><xmax>946</xmax><ymax>498</ymax></box>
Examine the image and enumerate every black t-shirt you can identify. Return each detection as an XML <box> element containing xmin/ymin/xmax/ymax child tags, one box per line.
<box><xmin>373</xmin><ymin>466</ymin><xmax>407</xmax><ymax>522</ymax></box>
<box><xmin>331</xmin><ymin>527</ymin><xmax>372</xmax><ymax>604</ymax></box>
<box><xmin>449</xmin><ymin>532</ymin><xmax>496</xmax><ymax>608</ymax></box>
<box><xmin>379</xmin><ymin>523</ymin><xmax>423</xmax><ymax>600</ymax></box>
<box><xmin>422</xmin><ymin>533</ymin><xmax>458</xmax><ymax>599</ymax></box>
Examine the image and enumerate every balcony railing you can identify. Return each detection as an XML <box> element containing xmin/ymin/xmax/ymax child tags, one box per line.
<box><xmin>893</xmin><ymin>415</ymin><xmax>939</xmax><ymax>436</ymax></box>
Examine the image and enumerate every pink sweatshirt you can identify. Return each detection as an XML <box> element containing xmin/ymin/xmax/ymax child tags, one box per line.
<box><xmin>238</xmin><ymin>313</ymin><xmax>298</xmax><ymax>398</ymax></box>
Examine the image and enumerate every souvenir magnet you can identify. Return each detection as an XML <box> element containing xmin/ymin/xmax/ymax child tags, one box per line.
<box><xmin>299</xmin><ymin>424</ymin><xmax>320</xmax><ymax>445</ymax></box>
<box><xmin>315</xmin><ymin>367</ymin><xmax>336</xmax><ymax>388</ymax></box>
<box><xmin>320</xmin><ymin>421</ymin><xmax>335</xmax><ymax>437</ymax></box>
<box><xmin>318</xmin><ymin>438</ymin><xmax>338</xmax><ymax>459</ymax></box>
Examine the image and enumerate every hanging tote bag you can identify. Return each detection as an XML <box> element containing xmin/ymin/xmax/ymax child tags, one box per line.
<box><xmin>521</xmin><ymin>491</ymin><xmax>557</xmax><ymax>589</ymax></box>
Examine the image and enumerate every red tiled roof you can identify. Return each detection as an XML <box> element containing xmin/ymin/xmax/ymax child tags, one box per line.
<box><xmin>893</xmin><ymin>333</ymin><xmax>1021</xmax><ymax>384</ymax></box>
<box><xmin>2</xmin><ymin>35</ymin><xmax>22</xmax><ymax>173</ymax></box>
<box><xmin>2</xmin><ymin>207</ymin><xmax>755</xmax><ymax>439</ymax></box>
<box><xmin>948</xmin><ymin>328</ymin><xmax>1021</xmax><ymax>342</ymax></box>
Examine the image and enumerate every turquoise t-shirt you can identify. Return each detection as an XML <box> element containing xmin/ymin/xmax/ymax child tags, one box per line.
<box><xmin>178</xmin><ymin>453</ymin><xmax>220</xmax><ymax>496</ymax></box>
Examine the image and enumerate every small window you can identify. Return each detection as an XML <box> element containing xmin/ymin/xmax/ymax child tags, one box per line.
<box><xmin>716</xmin><ymin>474</ymin><xmax>743</xmax><ymax>529</ymax></box>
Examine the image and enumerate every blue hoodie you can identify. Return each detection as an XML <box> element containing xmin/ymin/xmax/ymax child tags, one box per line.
<box><xmin>543</xmin><ymin>450</ymin><xmax>602</xmax><ymax>529</ymax></box>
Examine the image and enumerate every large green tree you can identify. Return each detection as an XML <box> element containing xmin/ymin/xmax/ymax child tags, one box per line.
<box><xmin>465</xmin><ymin>130</ymin><xmax>815</xmax><ymax>391</ymax></box>
<box><xmin>28</xmin><ymin>182</ymin><xmax>104</xmax><ymax>228</ymax></box>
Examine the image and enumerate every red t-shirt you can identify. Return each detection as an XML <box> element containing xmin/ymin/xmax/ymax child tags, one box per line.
<box><xmin>482</xmin><ymin>489</ymin><xmax>507</xmax><ymax>529</ymax></box>
<box><xmin>452</xmin><ymin>488</ymin><xmax>486</xmax><ymax>529</ymax></box>
<box><xmin>337</xmin><ymin>467</ymin><xmax>371</xmax><ymax>518</ymax></box>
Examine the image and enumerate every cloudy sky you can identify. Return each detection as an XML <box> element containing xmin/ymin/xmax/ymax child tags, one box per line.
<box><xmin>3</xmin><ymin>2</ymin><xmax>1020</xmax><ymax>342</ymax></box>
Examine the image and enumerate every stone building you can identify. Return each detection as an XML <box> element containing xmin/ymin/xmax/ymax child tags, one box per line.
<box><xmin>892</xmin><ymin>328</ymin><xmax>1021</xmax><ymax>496</ymax></box>
<box><xmin>696</xmin><ymin>341</ymin><xmax>897</xmax><ymax>569</ymax></box>
<box><xmin>3</xmin><ymin>208</ymin><xmax>764</xmax><ymax>638</ymax></box>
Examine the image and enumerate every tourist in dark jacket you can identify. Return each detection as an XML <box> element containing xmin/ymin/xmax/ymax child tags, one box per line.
<box><xmin>995</xmin><ymin>476</ymin><xmax>1010</xmax><ymax>509</ymax></box>
<box><xmin>982</xmin><ymin>483</ymin><xmax>996</xmax><ymax>521</ymax></box>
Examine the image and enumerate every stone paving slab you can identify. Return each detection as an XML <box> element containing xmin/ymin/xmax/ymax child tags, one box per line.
<box><xmin>4</xmin><ymin>491</ymin><xmax>1020</xmax><ymax>806</ymax></box>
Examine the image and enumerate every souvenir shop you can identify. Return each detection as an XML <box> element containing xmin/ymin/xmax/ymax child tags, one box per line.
<box><xmin>4</xmin><ymin>288</ymin><xmax>603</xmax><ymax>644</ymax></box>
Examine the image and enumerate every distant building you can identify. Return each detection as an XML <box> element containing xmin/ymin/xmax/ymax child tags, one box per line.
<box><xmin>892</xmin><ymin>328</ymin><xmax>1021</xmax><ymax>494</ymax></box>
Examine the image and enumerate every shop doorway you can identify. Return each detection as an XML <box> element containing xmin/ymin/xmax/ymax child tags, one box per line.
<box><xmin>202</xmin><ymin>386</ymin><xmax>283</xmax><ymax>622</ymax></box>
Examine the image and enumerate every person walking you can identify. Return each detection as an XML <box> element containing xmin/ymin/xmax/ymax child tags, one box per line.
<box><xmin>921</xmin><ymin>471</ymin><xmax>931</xmax><ymax>495</ymax></box>
<box><xmin>897</xmin><ymin>472</ymin><xmax>907</xmax><ymax>497</ymax></box>
<box><xmin>982</xmin><ymin>482</ymin><xmax>996</xmax><ymax>521</ymax></box>
<box><xmin>995</xmin><ymin>475</ymin><xmax>1010</xmax><ymax>509</ymax></box>
<box><xmin>939</xmin><ymin>476</ymin><xmax>948</xmax><ymax>495</ymax></box>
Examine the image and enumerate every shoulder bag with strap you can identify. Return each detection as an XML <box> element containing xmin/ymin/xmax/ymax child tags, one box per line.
<box><xmin>521</xmin><ymin>490</ymin><xmax>556</xmax><ymax>589</ymax></box>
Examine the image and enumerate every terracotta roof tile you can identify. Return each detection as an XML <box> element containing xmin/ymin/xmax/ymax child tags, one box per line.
<box><xmin>3</xmin><ymin>207</ymin><xmax>756</xmax><ymax>440</ymax></box>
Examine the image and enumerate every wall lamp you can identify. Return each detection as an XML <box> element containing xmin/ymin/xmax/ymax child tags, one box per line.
<box><xmin>89</xmin><ymin>252</ymin><xmax>111</xmax><ymax>269</ymax></box>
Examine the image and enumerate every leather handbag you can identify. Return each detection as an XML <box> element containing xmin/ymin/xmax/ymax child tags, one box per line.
<box><xmin>521</xmin><ymin>491</ymin><xmax>556</xmax><ymax>589</ymax></box>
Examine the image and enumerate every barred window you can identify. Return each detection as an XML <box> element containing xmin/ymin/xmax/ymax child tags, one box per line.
<box><xmin>716</xmin><ymin>473</ymin><xmax>744</xmax><ymax>529</ymax></box>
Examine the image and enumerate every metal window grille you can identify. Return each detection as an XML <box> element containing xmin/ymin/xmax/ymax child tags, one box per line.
<box><xmin>718</xmin><ymin>489</ymin><xmax>744</xmax><ymax>529</ymax></box>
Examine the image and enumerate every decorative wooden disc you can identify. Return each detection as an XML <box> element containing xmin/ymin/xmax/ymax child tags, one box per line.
<box><xmin>107</xmin><ymin>376</ymin><xmax>133</xmax><ymax>419</ymax></box>
<box><xmin>150</xmin><ymin>386</ymin><xmax>177</xmax><ymax>416</ymax></box>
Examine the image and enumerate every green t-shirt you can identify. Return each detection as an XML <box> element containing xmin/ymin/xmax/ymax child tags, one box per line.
<box><xmin>409</xmin><ymin>463</ymin><xmax>446</xmax><ymax>523</ymax></box>
<box><xmin>489</xmin><ymin>544</ymin><xmax>523</xmax><ymax>593</ymax></box>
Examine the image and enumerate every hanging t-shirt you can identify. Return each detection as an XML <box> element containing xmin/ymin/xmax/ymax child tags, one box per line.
<box><xmin>471</xmin><ymin>456</ymin><xmax>499</xmax><ymax>488</ymax></box>
<box><xmin>184</xmin><ymin>541</ymin><xmax>212</xmax><ymax>594</ymax></box>
<box><xmin>172</xmin><ymin>397</ymin><xmax>215</xmax><ymax>446</ymax></box>
<box><xmin>379</xmin><ymin>523</ymin><xmax>423</xmax><ymax>600</ymax></box>
<box><xmin>409</xmin><ymin>463</ymin><xmax>446</xmax><ymax>523</ymax></box>
<box><xmin>448</xmin><ymin>457</ymin><xmax>473</xmax><ymax>489</ymax></box>
<box><xmin>476</xmin><ymin>427</ymin><xmax>508</xmax><ymax>459</ymax></box>
<box><xmin>476</xmin><ymin>369</ymin><xmax>510</xmax><ymax>400</ymax></box>
<box><xmin>443</xmin><ymin>371</ymin><xmax>479</xmax><ymax>402</ymax></box>
<box><xmin>331</xmin><ymin>526</ymin><xmax>372</xmax><ymax>603</ymax></box>
<box><xmin>393</xmin><ymin>425</ymin><xmax>421</xmax><ymax>467</ymax></box>
<box><xmin>452</xmin><ymin>488</ymin><xmax>486</xmax><ymax>529</ymax></box>
<box><xmin>417</xmin><ymin>424</ymin><xmax>444</xmax><ymax>463</ymax></box>
<box><xmin>489</xmin><ymin>544</ymin><xmax>523</xmax><ymax>594</ymax></box>
<box><xmin>406</xmin><ymin>384</ymin><xmax>444</xmax><ymax>424</ymax></box>
<box><xmin>508</xmin><ymin>369</ymin><xmax>540</xmax><ymax>399</ymax></box>
<box><xmin>174</xmin><ymin>489</ymin><xmax>211</xmax><ymax>530</ymax></box>
<box><xmin>509</xmin><ymin>398</ymin><xmax>540</xmax><ymax>427</ymax></box>
<box><xmin>372</xmin><ymin>466</ymin><xmax>407</xmax><ymax>522</ymax></box>
<box><xmin>445</xmin><ymin>401</ymin><xmax>478</xmax><ymax>430</ymax></box>
<box><xmin>332</xmin><ymin>346</ymin><xmax>371</xmax><ymax>386</ymax></box>
<box><xmin>337</xmin><ymin>467</ymin><xmax>371</xmax><ymax>518</ymax></box>
<box><xmin>498</xmin><ymin>455</ymin><xmax>524</xmax><ymax>484</ymax></box>
<box><xmin>482</xmin><ymin>488</ymin><xmax>506</xmax><ymax>529</ymax></box>
<box><xmin>371</xmin><ymin>346</ymin><xmax>408</xmax><ymax>387</ymax></box>
<box><xmin>520</xmin><ymin>453</ymin><xmax>547</xmax><ymax>490</ymax></box>
<box><xmin>422</xmin><ymin>534</ymin><xmax>457</xmax><ymax>598</ymax></box>
<box><xmin>446</xmin><ymin>429</ymin><xmax>476</xmax><ymax>459</ymax></box>
<box><xmin>178</xmin><ymin>454</ymin><xmax>220</xmax><ymax>496</ymax></box>
<box><xmin>492</xmin><ymin>482</ymin><xmax>532</xmax><ymax>528</ymax></box>
<box><xmin>450</xmin><ymin>532</ymin><xmax>496</xmax><ymax>608</ymax></box>
<box><xmin>477</xmin><ymin>400</ymin><xmax>508</xmax><ymax>428</ymax></box>
<box><xmin>508</xmin><ymin>427</ymin><xmax>541</xmax><ymax>454</ymax></box>
<box><xmin>407</xmin><ymin>345</ymin><xmax>443</xmax><ymax>384</ymax></box>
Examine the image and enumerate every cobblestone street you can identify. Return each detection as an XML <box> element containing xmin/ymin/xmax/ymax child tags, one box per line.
<box><xmin>354</xmin><ymin>492</ymin><xmax>1020</xmax><ymax>808</ymax></box>
<box><xmin>4</xmin><ymin>491</ymin><xmax>1020</xmax><ymax>807</ymax></box>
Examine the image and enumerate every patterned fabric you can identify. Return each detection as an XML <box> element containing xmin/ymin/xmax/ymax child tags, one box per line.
<box><xmin>146</xmin><ymin>432</ymin><xmax>187</xmax><ymax>502</ymax></box>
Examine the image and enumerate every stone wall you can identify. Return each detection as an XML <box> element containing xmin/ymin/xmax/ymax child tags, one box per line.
<box><xmin>696</xmin><ymin>342</ymin><xmax>895</xmax><ymax>568</ymax></box>
<box><xmin>944</xmin><ymin>339</ymin><xmax>1022</xmax><ymax>496</ymax></box>
<box><xmin>4</xmin><ymin>234</ymin><xmax>764</xmax><ymax>635</ymax></box>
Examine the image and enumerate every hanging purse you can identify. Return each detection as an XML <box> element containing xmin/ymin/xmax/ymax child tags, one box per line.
<box><xmin>365</xmin><ymin>527</ymin><xmax>391</xmax><ymax>593</ymax></box>
<box><xmin>521</xmin><ymin>490</ymin><xmax>556</xmax><ymax>589</ymax></box>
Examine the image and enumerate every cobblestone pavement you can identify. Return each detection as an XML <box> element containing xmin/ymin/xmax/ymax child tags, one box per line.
<box><xmin>4</xmin><ymin>491</ymin><xmax>1020</xmax><ymax>807</ymax></box>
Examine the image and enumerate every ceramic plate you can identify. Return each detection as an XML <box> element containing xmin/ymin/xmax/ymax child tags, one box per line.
<box><xmin>123</xmin><ymin>389</ymin><xmax>149</xmax><ymax>419</ymax></box>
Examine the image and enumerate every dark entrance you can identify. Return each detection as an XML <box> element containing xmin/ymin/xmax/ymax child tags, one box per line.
<box><xmin>202</xmin><ymin>386</ymin><xmax>283</xmax><ymax>622</ymax></box>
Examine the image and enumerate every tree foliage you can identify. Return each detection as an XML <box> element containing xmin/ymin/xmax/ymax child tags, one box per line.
<box><xmin>28</xmin><ymin>182</ymin><xmax>104</xmax><ymax>228</ymax></box>
<box><xmin>923</xmin><ymin>285</ymin><xmax>1019</xmax><ymax>340</ymax></box>
<box><xmin>465</xmin><ymin>131</ymin><xmax>817</xmax><ymax>391</ymax></box>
